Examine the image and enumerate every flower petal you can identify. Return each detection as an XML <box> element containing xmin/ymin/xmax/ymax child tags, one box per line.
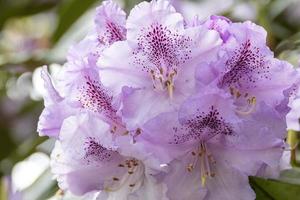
<box><xmin>120</xmin><ymin>86</ymin><xmax>176</xmax><ymax>129</ymax></box>
<box><xmin>52</xmin><ymin>112</ymin><xmax>126</xmax><ymax>195</ymax></box>
<box><xmin>205</xmin><ymin>161</ymin><xmax>255</xmax><ymax>200</ymax></box>
<box><xmin>95</xmin><ymin>0</ymin><xmax>126</xmax><ymax>45</ymax></box>
<box><xmin>98</xmin><ymin>41</ymin><xmax>149</xmax><ymax>94</ymax></box>
<box><xmin>37</xmin><ymin>100</ymin><xmax>79</xmax><ymax>137</ymax></box>
<box><xmin>163</xmin><ymin>159</ymin><xmax>207</xmax><ymax>200</ymax></box>
<box><xmin>126</xmin><ymin>0</ymin><xmax>184</xmax><ymax>42</ymax></box>
<box><xmin>41</xmin><ymin>66</ymin><xmax>62</xmax><ymax>106</ymax></box>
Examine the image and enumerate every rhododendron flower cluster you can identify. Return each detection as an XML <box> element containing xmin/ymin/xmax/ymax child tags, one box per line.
<box><xmin>38</xmin><ymin>0</ymin><xmax>300</xmax><ymax>199</ymax></box>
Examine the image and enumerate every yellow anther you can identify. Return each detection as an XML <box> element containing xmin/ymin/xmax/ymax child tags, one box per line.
<box><xmin>201</xmin><ymin>176</ymin><xmax>207</xmax><ymax>187</ymax></box>
<box><xmin>187</xmin><ymin>164</ymin><xmax>194</xmax><ymax>172</ymax></box>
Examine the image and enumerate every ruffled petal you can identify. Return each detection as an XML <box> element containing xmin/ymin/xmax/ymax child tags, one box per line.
<box><xmin>202</xmin><ymin>15</ymin><xmax>232</xmax><ymax>43</ymax></box>
<box><xmin>126</xmin><ymin>0</ymin><xmax>184</xmax><ymax>42</ymax></box>
<box><xmin>235</xmin><ymin>102</ymin><xmax>287</xmax><ymax>148</ymax></box>
<box><xmin>67</xmin><ymin>33</ymin><xmax>100</xmax><ymax>67</ymax></box>
<box><xmin>38</xmin><ymin>66</ymin><xmax>80</xmax><ymax>138</ymax></box>
<box><xmin>37</xmin><ymin>100</ymin><xmax>79</xmax><ymax>137</ymax></box>
<box><xmin>41</xmin><ymin>66</ymin><xmax>63</xmax><ymax>106</ymax></box>
<box><xmin>208</xmin><ymin>143</ymin><xmax>283</xmax><ymax>177</ymax></box>
<box><xmin>95</xmin><ymin>0</ymin><xmax>126</xmax><ymax>45</ymax></box>
<box><xmin>51</xmin><ymin>112</ymin><xmax>126</xmax><ymax>195</ymax></box>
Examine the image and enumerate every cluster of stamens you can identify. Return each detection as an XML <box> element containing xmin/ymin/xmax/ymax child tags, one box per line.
<box><xmin>186</xmin><ymin>142</ymin><xmax>216</xmax><ymax>186</ymax></box>
<box><xmin>108</xmin><ymin>159</ymin><xmax>142</xmax><ymax>191</ymax></box>
<box><xmin>230</xmin><ymin>87</ymin><xmax>257</xmax><ymax>115</ymax></box>
<box><xmin>150</xmin><ymin>68</ymin><xmax>177</xmax><ymax>99</ymax></box>
<box><xmin>109</xmin><ymin>124</ymin><xmax>131</xmax><ymax>136</ymax></box>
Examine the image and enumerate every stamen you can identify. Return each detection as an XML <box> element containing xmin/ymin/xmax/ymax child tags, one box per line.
<box><xmin>110</xmin><ymin>126</ymin><xmax>117</xmax><ymax>133</ymax></box>
<box><xmin>149</xmin><ymin>68</ymin><xmax>176</xmax><ymax>99</ymax></box>
<box><xmin>105</xmin><ymin>159</ymin><xmax>144</xmax><ymax>192</ymax></box>
<box><xmin>229</xmin><ymin>87</ymin><xmax>242</xmax><ymax>99</ymax></box>
<box><xmin>122</xmin><ymin>130</ymin><xmax>129</xmax><ymax>135</ymax></box>
<box><xmin>187</xmin><ymin>164</ymin><xmax>194</xmax><ymax>172</ymax></box>
<box><xmin>185</xmin><ymin>143</ymin><xmax>216</xmax><ymax>187</ymax></box>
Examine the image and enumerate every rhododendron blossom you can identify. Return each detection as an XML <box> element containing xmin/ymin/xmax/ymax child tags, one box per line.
<box><xmin>37</xmin><ymin>0</ymin><xmax>300</xmax><ymax>199</ymax></box>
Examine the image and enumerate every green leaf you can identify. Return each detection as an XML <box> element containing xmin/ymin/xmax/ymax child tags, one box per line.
<box><xmin>280</xmin><ymin>169</ymin><xmax>300</xmax><ymax>185</ymax></box>
<box><xmin>250</xmin><ymin>176</ymin><xmax>300</xmax><ymax>200</ymax></box>
<box><xmin>51</xmin><ymin>0</ymin><xmax>99</xmax><ymax>44</ymax></box>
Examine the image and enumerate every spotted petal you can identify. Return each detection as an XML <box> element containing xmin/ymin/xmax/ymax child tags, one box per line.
<box><xmin>95</xmin><ymin>0</ymin><xmax>126</xmax><ymax>45</ymax></box>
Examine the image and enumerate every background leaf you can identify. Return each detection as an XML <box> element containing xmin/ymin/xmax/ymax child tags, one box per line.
<box><xmin>250</xmin><ymin>176</ymin><xmax>300</xmax><ymax>200</ymax></box>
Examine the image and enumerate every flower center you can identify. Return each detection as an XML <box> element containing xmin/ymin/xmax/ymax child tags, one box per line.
<box><xmin>132</xmin><ymin>23</ymin><xmax>192</xmax><ymax>98</ymax></box>
<box><xmin>229</xmin><ymin>87</ymin><xmax>257</xmax><ymax>115</ymax></box>
<box><xmin>150</xmin><ymin>68</ymin><xmax>177</xmax><ymax>98</ymax></box>
<box><xmin>186</xmin><ymin>142</ymin><xmax>216</xmax><ymax>186</ymax></box>
<box><xmin>106</xmin><ymin>159</ymin><xmax>145</xmax><ymax>192</ymax></box>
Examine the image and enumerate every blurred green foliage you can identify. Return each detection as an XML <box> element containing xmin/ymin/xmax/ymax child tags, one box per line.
<box><xmin>0</xmin><ymin>0</ymin><xmax>300</xmax><ymax>199</ymax></box>
<box><xmin>52</xmin><ymin>0</ymin><xmax>99</xmax><ymax>43</ymax></box>
<box><xmin>250</xmin><ymin>176</ymin><xmax>300</xmax><ymax>200</ymax></box>
<box><xmin>0</xmin><ymin>0</ymin><xmax>60</xmax><ymax>30</ymax></box>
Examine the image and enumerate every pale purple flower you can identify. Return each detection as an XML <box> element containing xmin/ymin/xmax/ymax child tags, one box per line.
<box><xmin>66</xmin><ymin>0</ymin><xmax>126</xmax><ymax>67</ymax></box>
<box><xmin>36</xmin><ymin>0</ymin><xmax>300</xmax><ymax>199</ymax></box>
<box><xmin>51</xmin><ymin>112</ymin><xmax>167</xmax><ymax>199</ymax></box>
<box><xmin>38</xmin><ymin>1</ymin><xmax>128</xmax><ymax>137</ymax></box>
<box><xmin>38</xmin><ymin>63</ymin><xmax>122</xmax><ymax>138</ymax></box>
<box><xmin>196</xmin><ymin>21</ymin><xmax>300</xmax><ymax>116</ymax></box>
<box><xmin>98</xmin><ymin>0</ymin><xmax>222</xmax><ymax>129</ymax></box>
<box><xmin>137</xmin><ymin>88</ymin><xmax>286</xmax><ymax>199</ymax></box>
